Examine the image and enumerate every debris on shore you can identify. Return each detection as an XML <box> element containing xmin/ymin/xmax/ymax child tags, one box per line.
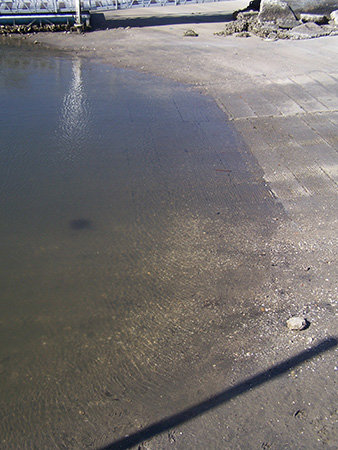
<box><xmin>215</xmin><ymin>0</ymin><xmax>338</xmax><ymax>40</ymax></box>
<box><xmin>0</xmin><ymin>22</ymin><xmax>87</xmax><ymax>35</ymax></box>
<box><xmin>286</xmin><ymin>316</ymin><xmax>308</xmax><ymax>331</ymax></box>
<box><xmin>183</xmin><ymin>29</ymin><xmax>199</xmax><ymax>37</ymax></box>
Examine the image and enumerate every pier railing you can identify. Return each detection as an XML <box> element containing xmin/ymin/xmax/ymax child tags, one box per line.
<box><xmin>0</xmin><ymin>0</ymin><xmax>224</xmax><ymax>13</ymax></box>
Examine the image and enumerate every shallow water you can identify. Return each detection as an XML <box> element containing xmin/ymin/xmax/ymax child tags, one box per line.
<box><xmin>0</xmin><ymin>41</ymin><xmax>282</xmax><ymax>449</ymax></box>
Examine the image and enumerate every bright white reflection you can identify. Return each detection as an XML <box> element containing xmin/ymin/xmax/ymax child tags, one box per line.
<box><xmin>57</xmin><ymin>57</ymin><xmax>90</xmax><ymax>160</ymax></box>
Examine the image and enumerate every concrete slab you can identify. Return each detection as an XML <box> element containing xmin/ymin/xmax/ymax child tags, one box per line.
<box><xmin>290</xmin><ymin>73</ymin><xmax>338</xmax><ymax>110</ymax></box>
<box><xmin>260</xmin><ymin>83</ymin><xmax>305</xmax><ymax>115</ymax></box>
<box><xmin>308</xmin><ymin>71</ymin><xmax>338</xmax><ymax>90</ymax></box>
<box><xmin>301</xmin><ymin>111</ymin><xmax>338</xmax><ymax>148</ymax></box>
<box><xmin>217</xmin><ymin>91</ymin><xmax>257</xmax><ymax>119</ymax></box>
<box><xmin>275</xmin><ymin>77</ymin><xmax>328</xmax><ymax>113</ymax></box>
<box><xmin>237</xmin><ymin>89</ymin><xmax>283</xmax><ymax>117</ymax></box>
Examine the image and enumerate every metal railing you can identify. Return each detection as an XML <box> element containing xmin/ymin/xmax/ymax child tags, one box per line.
<box><xmin>0</xmin><ymin>0</ymin><xmax>223</xmax><ymax>13</ymax></box>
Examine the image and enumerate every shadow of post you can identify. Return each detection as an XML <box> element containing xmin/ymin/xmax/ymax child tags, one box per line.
<box><xmin>98</xmin><ymin>337</ymin><xmax>338</xmax><ymax>450</ymax></box>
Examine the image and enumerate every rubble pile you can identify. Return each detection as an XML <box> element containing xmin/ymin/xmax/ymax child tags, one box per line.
<box><xmin>216</xmin><ymin>0</ymin><xmax>338</xmax><ymax>40</ymax></box>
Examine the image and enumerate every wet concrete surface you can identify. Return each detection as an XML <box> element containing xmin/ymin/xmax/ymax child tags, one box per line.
<box><xmin>0</xmin><ymin>43</ymin><xmax>286</xmax><ymax>449</ymax></box>
<box><xmin>2</xmin><ymin>2</ymin><xmax>338</xmax><ymax>448</ymax></box>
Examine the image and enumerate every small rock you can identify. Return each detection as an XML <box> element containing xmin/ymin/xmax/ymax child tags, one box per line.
<box><xmin>331</xmin><ymin>10</ymin><xmax>338</xmax><ymax>24</ymax></box>
<box><xmin>240</xmin><ymin>10</ymin><xmax>259</xmax><ymax>18</ymax></box>
<box><xmin>300</xmin><ymin>13</ymin><xmax>328</xmax><ymax>24</ymax></box>
<box><xmin>287</xmin><ymin>316</ymin><xmax>307</xmax><ymax>330</ymax></box>
<box><xmin>235</xmin><ymin>31</ymin><xmax>251</xmax><ymax>37</ymax></box>
<box><xmin>183</xmin><ymin>29</ymin><xmax>198</xmax><ymax>37</ymax></box>
<box><xmin>287</xmin><ymin>21</ymin><xmax>329</xmax><ymax>38</ymax></box>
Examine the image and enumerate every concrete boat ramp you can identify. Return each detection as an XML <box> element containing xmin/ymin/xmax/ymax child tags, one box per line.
<box><xmin>2</xmin><ymin>1</ymin><xmax>338</xmax><ymax>448</ymax></box>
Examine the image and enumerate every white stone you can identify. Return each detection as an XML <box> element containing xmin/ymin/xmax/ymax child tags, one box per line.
<box><xmin>331</xmin><ymin>10</ymin><xmax>338</xmax><ymax>24</ymax></box>
<box><xmin>286</xmin><ymin>316</ymin><xmax>307</xmax><ymax>330</ymax></box>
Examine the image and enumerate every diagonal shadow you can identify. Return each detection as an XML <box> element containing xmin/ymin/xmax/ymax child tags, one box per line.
<box><xmin>98</xmin><ymin>337</ymin><xmax>338</xmax><ymax>450</ymax></box>
<box><xmin>90</xmin><ymin>11</ymin><xmax>234</xmax><ymax>30</ymax></box>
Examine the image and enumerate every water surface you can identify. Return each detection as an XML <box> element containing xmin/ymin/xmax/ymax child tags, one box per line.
<box><xmin>0</xmin><ymin>40</ymin><xmax>282</xmax><ymax>449</ymax></box>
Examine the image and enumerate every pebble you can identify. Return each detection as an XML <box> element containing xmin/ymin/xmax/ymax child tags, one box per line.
<box><xmin>183</xmin><ymin>29</ymin><xmax>199</xmax><ymax>37</ymax></box>
<box><xmin>331</xmin><ymin>10</ymin><xmax>338</xmax><ymax>24</ymax></box>
<box><xmin>286</xmin><ymin>316</ymin><xmax>307</xmax><ymax>330</ymax></box>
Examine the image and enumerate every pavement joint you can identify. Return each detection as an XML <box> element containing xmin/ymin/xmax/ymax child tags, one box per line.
<box><xmin>226</xmin><ymin>109</ymin><xmax>338</xmax><ymax>121</ymax></box>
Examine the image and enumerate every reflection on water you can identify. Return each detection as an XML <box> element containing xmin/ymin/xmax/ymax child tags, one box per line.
<box><xmin>0</xmin><ymin>42</ymin><xmax>282</xmax><ymax>449</ymax></box>
<box><xmin>59</xmin><ymin>57</ymin><xmax>90</xmax><ymax>160</ymax></box>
